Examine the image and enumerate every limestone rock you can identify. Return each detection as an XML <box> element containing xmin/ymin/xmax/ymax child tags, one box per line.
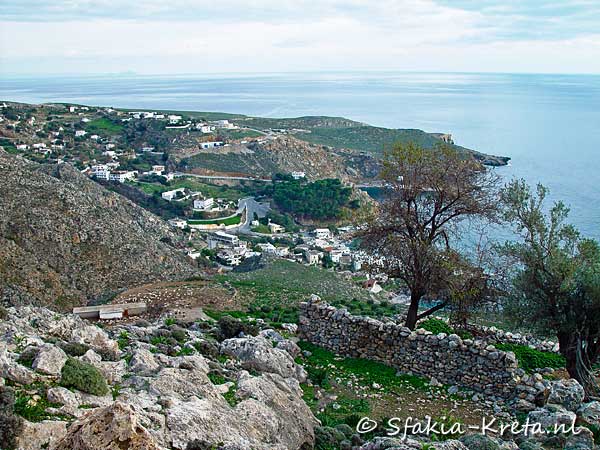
<box><xmin>547</xmin><ymin>379</ymin><xmax>585</xmax><ymax>412</ymax></box>
<box><xmin>577</xmin><ymin>401</ymin><xmax>600</xmax><ymax>428</ymax></box>
<box><xmin>52</xmin><ymin>401</ymin><xmax>161</xmax><ymax>450</ymax></box>
<box><xmin>564</xmin><ymin>426</ymin><xmax>595</xmax><ymax>450</ymax></box>
<box><xmin>72</xmin><ymin>326</ymin><xmax>120</xmax><ymax>360</ymax></box>
<box><xmin>15</xmin><ymin>419</ymin><xmax>68</xmax><ymax>450</ymax></box>
<box><xmin>129</xmin><ymin>348</ymin><xmax>160</xmax><ymax>375</ymax></box>
<box><xmin>221</xmin><ymin>336</ymin><xmax>305</xmax><ymax>381</ymax></box>
<box><xmin>32</xmin><ymin>344</ymin><xmax>67</xmax><ymax>376</ymax></box>
<box><xmin>47</xmin><ymin>387</ymin><xmax>80</xmax><ymax>409</ymax></box>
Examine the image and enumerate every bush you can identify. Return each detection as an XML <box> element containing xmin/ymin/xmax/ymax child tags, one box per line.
<box><xmin>61</xmin><ymin>358</ymin><xmax>109</xmax><ymax>396</ymax></box>
<box><xmin>495</xmin><ymin>343</ymin><xmax>566</xmax><ymax>373</ymax></box>
<box><xmin>59</xmin><ymin>342</ymin><xmax>91</xmax><ymax>357</ymax></box>
<box><xmin>418</xmin><ymin>318</ymin><xmax>454</xmax><ymax>335</ymax></box>
<box><xmin>0</xmin><ymin>305</ymin><xmax>7</xmax><ymax>321</ymax></box>
<box><xmin>217</xmin><ymin>316</ymin><xmax>259</xmax><ymax>340</ymax></box>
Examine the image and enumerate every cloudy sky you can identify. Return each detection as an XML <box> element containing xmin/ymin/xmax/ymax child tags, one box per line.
<box><xmin>1</xmin><ymin>0</ymin><xmax>599</xmax><ymax>75</ymax></box>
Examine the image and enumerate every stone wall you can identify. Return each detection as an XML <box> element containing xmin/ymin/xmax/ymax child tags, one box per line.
<box><xmin>299</xmin><ymin>299</ymin><xmax>527</xmax><ymax>400</ymax></box>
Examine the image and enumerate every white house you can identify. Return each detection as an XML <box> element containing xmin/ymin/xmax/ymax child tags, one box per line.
<box><xmin>151</xmin><ymin>165</ymin><xmax>165</xmax><ymax>175</ymax></box>
<box><xmin>163</xmin><ymin>173</ymin><xmax>175</xmax><ymax>182</ymax></box>
<box><xmin>32</xmin><ymin>143</ymin><xmax>46</xmax><ymax>149</ymax></box>
<box><xmin>314</xmin><ymin>228</ymin><xmax>331</xmax><ymax>239</ymax></box>
<box><xmin>291</xmin><ymin>171</ymin><xmax>306</xmax><ymax>180</ymax></box>
<box><xmin>109</xmin><ymin>171</ymin><xmax>136</xmax><ymax>183</ymax></box>
<box><xmin>91</xmin><ymin>164</ymin><xmax>110</xmax><ymax>180</ymax></box>
<box><xmin>161</xmin><ymin>188</ymin><xmax>186</xmax><ymax>201</ymax></box>
<box><xmin>269</xmin><ymin>223</ymin><xmax>285</xmax><ymax>234</ymax></box>
<box><xmin>69</xmin><ymin>106</ymin><xmax>77</xmax><ymax>113</ymax></box>
<box><xmin>90</xmin><ymin>134</ymin><xmax>100</xmax><ymax>140</ymax></box>
<box><xmin>207</xmin><ymin>231</ymin><xmax>239</xmax><ymax>249</ymax></box>
<box><xmin>75</xmin><ymin>130</ymin><xmax>87</xmax><ymax>137</ymax></box>
<box><xmin>329</xmin><ymin>249</ymin><xmax>344</xmax><ymax>264</ymax></box>
<box><xmin>257</xmin><ymin>243</ymin><xmax>277</xmax><ymax>254</ymax></box>
<box><xmin>306</xmin><ymin>250</ymin><xmax>323</xmax><ymax>265</ymax></box>
<box><xmin>193</xmin><ymin>197</ymin><xmax>215</xmax><ymax>211</ymax></box>
<box><xmin>199</xmin><ymin>141</ymin><xmax>224</xmax><ymax>149</ymax></box>
<box><xmin>105</xmin><ymin>143</ymin><xmax>116</xmax><ymax>150</ymax></box>
<box><xmin>81</xmin><ymin>117</ymin><xmax>91</xmax><ymax>123</ymax></box>
<box><xmin>213</xmin><ymin>119</ymin><xmax>237</xmax><ymax>129</ymax></box>
<box><xmin>103</xmin><ymin>150</ymin><xmax>117</xmax><ymax>158</ymax></box>
<box><xmin>16</xmin><ymin>144</ymin><xmax>29</xmax><ymax>150</ymax></box>
<box><xmin>168</xmin><ymin>218</ymin><xmax>187</xmax><ymax>229</ymax></box>
<box><xmin>168</xmin><ymin>115</ymin><xmax>182</xmax><ymax>124</ymax></box>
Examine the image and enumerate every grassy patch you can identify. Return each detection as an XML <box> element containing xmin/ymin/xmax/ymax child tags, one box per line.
<box><xmin>418</xmin><ymin>318</ymin><xmax>454</xmax><ymax>335</ymax></box>
<box><xmin>495</xmin><ymin>343</ymin><xmax>566</xmax><ymax>373</ymax></box>
<box><xmin>85</xmin><ymin>117</ymin><xmax>124</xmax><ymax>134</ymax></box>
<box><xmin>187</xmin><ymin>213</ymin><xmax>241</xmax><ymax>226</ymax></box>
<box><xmin>13</xmin><ymin>391</ymin><xmax>64</xmax><ymax>422</ymax></box>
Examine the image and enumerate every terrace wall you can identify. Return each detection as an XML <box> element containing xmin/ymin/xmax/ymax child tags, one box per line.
<box><xmin>298</xmin><ymin>298</ymin><xmax>546</xmax><ymax>400</ymax></box>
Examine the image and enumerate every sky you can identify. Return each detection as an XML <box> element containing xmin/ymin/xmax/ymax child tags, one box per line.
<box><xmin>1</xmin><ymin>0</ymin><xmax>600</xmax><ymax>75</ymax></box>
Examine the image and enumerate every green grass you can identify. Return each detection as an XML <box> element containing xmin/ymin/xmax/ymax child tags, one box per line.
<box><xmin>60</xmin><ymin>358</ymin><xmax>109</xmax><ymax>396</ymax></box>
<box><xmin>418</xmin><ymin>318</ymin><xmax>454</xmax><ymax>335</ymax></box>
<box><xmin>85</xmin><ymin>117</ymin><xmax>124</xmax><ymax>134</ymax></box>
<box><xmin>187</xmin><ymin>213</ymin><xmax>241</xmax><ymax>226</ymax></box>
<box><xmin>495</xmin><ymin>343</ymin><xmax>566</xmax><ymax>373</ymax></box>
<box><xmin>13</xmin><ymin>391</ymin><xmax>65</xmax><ymax>422</ymax></box>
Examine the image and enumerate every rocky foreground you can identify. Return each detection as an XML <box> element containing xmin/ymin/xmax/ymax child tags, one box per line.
<box><xmin>0</xmin><ymin>305</ymin><xmax>599</xmax><ymax>450</ymax></box>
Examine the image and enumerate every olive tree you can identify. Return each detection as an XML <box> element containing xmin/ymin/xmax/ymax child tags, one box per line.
<box><xmin>499</xmin><ymin>180</ymin><xmax>600</xmax><ymax>398</ymax></box>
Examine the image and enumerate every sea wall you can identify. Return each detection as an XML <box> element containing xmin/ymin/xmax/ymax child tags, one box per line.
<box><xmin>298</xmin><ymin>298</ymin><xmax>546</xmax><ymax>400</ymax></box>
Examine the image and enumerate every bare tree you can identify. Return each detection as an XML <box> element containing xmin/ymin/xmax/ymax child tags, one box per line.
<box><xmin>357</xmin><ymin>142</ymin><xmax>500</xmax><ymax>329</ymax></box>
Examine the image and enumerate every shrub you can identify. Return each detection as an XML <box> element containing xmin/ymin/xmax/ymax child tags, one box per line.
<box><xmin>495</xmin><ymin>343</ymin><xmax>566</xmax><ymax>373</ymax></box>
<box><xmin>217</xmin><ymin>316</ymin><xmax>258</xmax><ymax>341</ymax></box>
<box><xmin>61</xmin><ymin>358</ymin><xmax>109</xmax><ymax>396</ymax></box>
<box><xmin>59</xmin><ymin>342</ymin><xmax>90</xmax><ymax>357</ymax></box>
<box><xmin>171</xmin><ymin>328</ymin><xmax>188</xmax><ymax>343</ymax></box>
<box><xmin>418</xmin><ymin>318</ymin><xmax>454</xmax><ymax>335</ymax></box>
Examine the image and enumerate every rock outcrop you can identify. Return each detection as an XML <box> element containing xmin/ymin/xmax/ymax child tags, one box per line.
<box><xmin>0</xmin><ymin>149</ymin><xmax>196</xmax><ymax>308</ymax></box>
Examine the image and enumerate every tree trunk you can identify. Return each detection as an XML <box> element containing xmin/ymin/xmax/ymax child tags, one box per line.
<box><xmin>405</xmin><ymin>290</ymin><xmax>422</xmax><ymax>330</ymax></box>
<box><xmin>558</xmin><ymin>331</ymin><xmax>599</xmax><ymax>399</ymax></box>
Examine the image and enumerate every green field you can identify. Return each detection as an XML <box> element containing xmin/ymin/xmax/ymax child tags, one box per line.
<box><xmin>187</xmin><ymin>213</ymin><xmax>242</xmax><ymax>226</ymax></box>
<box><xmin>85</xmin><ymin>117</ymin><xmax>124</xmax><ymax>134</ymax></box>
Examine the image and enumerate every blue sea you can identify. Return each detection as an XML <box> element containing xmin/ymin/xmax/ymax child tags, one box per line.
<box><xmin>1</xmin><ymin>72</ymin><xmax>599</xmax><ymax>240</ymax></box>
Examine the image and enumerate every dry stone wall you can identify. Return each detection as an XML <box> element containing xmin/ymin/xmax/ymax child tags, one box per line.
<box><xmin>299</xmin><ymin>299</ymin><xmax>527</xmax><ymax>400</ymax></box>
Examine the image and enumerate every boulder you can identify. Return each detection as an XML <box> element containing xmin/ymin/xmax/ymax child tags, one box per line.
<box><xmin>52</xmin><ymin>401</ymin><xmax>161</xmax><ymax>450</ymax></box>
<box><xmin>0</xmin><ymin>349</ymin><xmax>37</xmax><ymax>384</ymax></box>
<box><xmin>14</xmin><ymin>419</ymin><xmax>68</xmax><ymax>450</ymax></box>
<box><xmin>129</xmin><ymin>348</ymin><xmax>160</xmax><ymax>376</ymax></box>
<box><xmin>276</xmin><ymin>339</ymin><xmax>302</xmax><ymax>358</ymax></box>
<box><xmin>564</xmin><ymin>426</ymin><xmax>595</xmax><ymax>450</ymax></box>
<box><xmin>47</xmin><ymin>386</ymin><xmax>81</xmax><ymax>409</ymax></box>
<box><xmin>220</xmin><ymin>336</ymin><xmax>305</xmax><ymax>381</ymax></box>
<box><xmin>165</xmin><ymin>371</ymin><xmax>316</xmax><ymax>450</ymax></box>
<box><xmin>72</xmin><ymin>325</ymin><xmax>120</xmax><ymax>360</ymax></box>
<box><xmin>32</xmin><ymin>344</ymin><xmax>67</xmax><ymax>376</ymax></box>
<box><xmin>577</xmin><ymin>401</ymin><xmax>600</xmax><ymax>428</ymax></box>
<box><xmin>460</xmin><ymin>434</ymin><xmax>501</xmax><ymax>449</ymax></box>
<box><xmin>547</xmin><ymin>379</ymin><xmax>585</xmax><ymax>412</ymax></box>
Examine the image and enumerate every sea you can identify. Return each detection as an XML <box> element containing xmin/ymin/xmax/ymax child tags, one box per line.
<box><xmin>1</xmin><ymin>72</ymin><xmax>599</xmax><ymax>240</ymax></box>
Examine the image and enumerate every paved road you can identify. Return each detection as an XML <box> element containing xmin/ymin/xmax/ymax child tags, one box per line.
<box><xmin>235</xmin><ymin>197</ymin><xmax>271</xmax><ymax>233</ymax></box>
<box><xmin>174</xmin><ymin>172</ymin><xmax>272</xmax><ymax>182</ymax></box>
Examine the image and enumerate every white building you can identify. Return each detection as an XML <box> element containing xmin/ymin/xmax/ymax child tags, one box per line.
<box><xmin>269</xmin><ymin>223</ymin><xmax>285</xmax><ymax>234</ymax></box>
<box><xmin>193</xmin><ymin>197</ymin><xmax>215</xmax><ymax>210</ymax></box>
<box><xmin>168</xmin><ymin>218</ymin><xmax>187</xmax><ymax>229</ymax></box>
<box><xmin>314</xmin><ymin>228</ymin><xmax>331</xmax><ymax>239</ymax></box>
<box><xmin>207</xmin><ymin>231</ymin><xmax>239</xmax><ymax>250</ymax></box>
<box><xmin>151</xmin><ymin>165</ymin><xmax>165</xmax><ymax>175</ymax></box>
<box><xmin>69</xmin><ymin>106</ymin><xmax>77</xmax><ymax>113</ymax></box>
<box><xmin>75</xmin><ymin>130</ymin><xmax>87</xmax><ymax>137</ymax></box>
<box><xmin>329</xmin><ymin>249</ymin><xmax>344</xmax><ymax>264</ymax></box>
<box><xmin>214</xmin><ymin>119</ymin><xmax>237</xmax><ymax>129</ymax></box>
<box><xmin>16</xmin><ymin>144</ymin><xmax>29</xmax><ymax>150</ymax></box>
<box><xmin>109</xmin><ymin>171</ymin><xmax>136</xmax><ymax>183</ymax></box>
<box><xmin>306</xmin><ymin>250</ymin><xmax>323</xmax><ymax>265</ymax></box>
<box><xmin>91</xmin><ymin>164</ymin><xmax>110</xmax><ymax>180</ymax></box>
<box><xmin>291</xmin><ymin>171</ymin><xmax>306</xmax><ymax>180</ymax></box>
<box><xmin>90</xmin><ymin>134</ymin><xmax>100</xmax><ymax>140</ymax></box>
<box><xmin>168</xmin><ymin>115</ymin><xmax>182</xmax><ymax>124</ymax></box>
<box><xmin>257</xmin><ymin>243</ymin><xmax>277</xmax><ymax>254</ymax></box>
<box><xmin>81</xmin><ymin>117</ymin><xmax>91</xmax><ymax>123</ymax></box>
<box><xmin>196</xmin><ymin>123</ymin><xmax>214</xmax><ymax>133</ymax></box>
<box><xmin>105</xmin><ymin>143</ymin><xmax>116</xmax><ymax>150</ymax></box>
<box><xmin>199</xmin><ymin>141</ymin><xmax>224</xmax><ymax>149</ymax></box>
<box><xmin>161</xmin><ymin>188</ymin><xmax>186</xmax><ymax>201</ymax></box>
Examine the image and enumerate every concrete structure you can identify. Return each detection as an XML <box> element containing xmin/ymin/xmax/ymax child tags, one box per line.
<box><xmin>73</xmin><ymin>302</ymin><xmax>146</xmax><ymax>320</ymax></box>
<box><xmin>314</xmin><ymin>228</ymin><xmax>331</xmax><ymax>239</ymax></box>
<box><xmin>207</xmin><ymin>231</ymin><xmax>239</xmax><ymax>249</ymax></box>
<box><xmin>291</xmin><ymin>171</ymin><xmax>306</xmax><ymax>180</ymax></box>
<box><xmin>193</xmin><ymin>197</ymin><xmax>215</xmax><ymax>210</ymax></box>
<box><xmin>162</xmin><ymin>188</ymin><xmax>186</xmax><ymax>201</ymax></box>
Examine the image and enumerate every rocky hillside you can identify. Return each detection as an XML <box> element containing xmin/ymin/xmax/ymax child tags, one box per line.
<box><xmin>0</xmin><ymin>149</ymin><xmax>196</xmax><ymax>308</ymax></box>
